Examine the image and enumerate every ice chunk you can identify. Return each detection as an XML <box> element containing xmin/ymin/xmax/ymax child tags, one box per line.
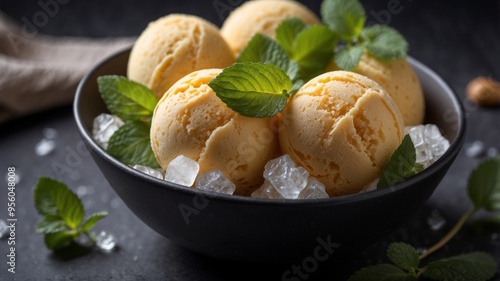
<box><xmin>196</xmin><ymin>170</ymin><xmax>236</xmax><ymax>195</ymax></box>
<box><xmin>465</xmin><ymin>140</ymin><xmax>485</xmax><ymax>158</ymax></box>
<box><xmin>251</xmin><ymin>180</ymin><xmax>284</xmax><ymax>199</ymax></box>
<box><xmin>35</xmin><ymin>139</ymin><xmax>55</xmax><ymax>156</ymax></box>
<box><xmin>42</xmin><ymin>127</ymin><xmax>58</xmax><ymax>139</ymax></box>
<box><xmin>487</xmin><ymin>147</ymin><xmax>498</xmax><ymax>158</ymax></box>
<box><xmin>426</xmin><ymin>209</ymin><xmax>446</xmax><ymax>231</ymax></box>
<box><xmin>0</xmin><ymin>219</ymin><xmax>7</xmax><ymax>238</ymax></box>
<box><xmin>92</xmin><ymin>113</ymin><xmax>124</xmax><ymax>149</ymax></box>
<box><xmin>164</xmin><ymin>155</ymin><xmax>200</xmax><ymax>187</ymax></box>
<box><xmin>132</xmin><ymin>164</ymin><xmax>163</xmax><ymax>180</ymax></box>
<box><xmin>360</xmin><ymin>179</ymin><xmax>378</xmax><ymax>193</ymax></box>
<box><xmin>263</xmin><ymin>154</ymin><xmax>309</xmax><ymax>199</ymax></box>
<box><xmin>95</xmin><ymin>231</ymin><xmax>116</xmax><ymax>252</ymax></box>
<box><xmin>407</xmin><ymin>124</ymin><xmax>450</xmax><ymax>168</ymax></box>
<box><xmin>298</xmin><ymin>178</ymin><xmax>329</xmax><ymax>199</ymax></box>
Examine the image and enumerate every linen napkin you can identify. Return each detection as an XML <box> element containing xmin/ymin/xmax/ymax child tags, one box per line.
<box><xmin>0</xmin><ymin>11</ymin><xmax>135</xmax><ymax>123</ymax></box>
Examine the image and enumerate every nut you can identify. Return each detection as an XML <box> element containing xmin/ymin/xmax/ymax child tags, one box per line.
<box><xmin>466</xmin><ymin>76</ymin><xmax>500</xmax><ymax>107</ymax></box>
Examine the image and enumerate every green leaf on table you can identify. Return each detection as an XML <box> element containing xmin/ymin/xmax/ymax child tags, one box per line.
<box><xmin>44</xmin><ymin>230</ymin><xmax>76</xmax><ymax>250</ymax></box>
<box><xmin>34</xmin><ymin>177</ymin><xmax>85</xmax><ymax>230</ymax></box>
<box><xmin>36</xmin><ymin>216</ymin><xmax>66</xmax><ymax>234</ymax></box>
<box><xmin>334</xmin><ymin>44</ymin><xmax>364</xmax><ymax>71</ymax></box>
<box><xmin>378</xmin><ymin>135</ymin><xmax>424</xmax><ymax>189</ymax></box>
<box><xmin>387</xmin><ymin>243</ymin><xmax>420</xmax><ymax>271</ymax></box>
<box><xmin>422</xmin><ymin>252</ymin><xmax>497</xmax><ymax>281</ymax></box>
<box><xmin>291</xmin><ymin>25</ymin><xmax>337</xmax><ymax>80</ymax></box>
<box><xmin>348</xmin><ymin>264</ymin><xmax>417</xmax><ymax>281</ymax></box>
<box><xmin>467</xmin><ymin>157</ymin><xmax>500</xmax><ymax>211</ymax></box>
<box><xmin>321</xmin><ymin>0</ymin><xmax>366</xmax><ymax>40</ymax></box>
<box><xmin>362</xmin><ymin>25</ymin><xmax>408</xmax><ymax>60</ymax></box>
<box><xmin>208</xmin><ymin>62</ymin><xmax>293</xmax><ymax>118</ymax></box>
<box><xmin>107</xmin><ymin>120</ymin><xmax>160</xmax><ymax>168</ymax></box>
<box><xmin>81</xmin><ymin>212</ymin><xmax>108</xmax><ymax>233</ymax></box>
<box><xmin>275</xmin><ymin>17</ymin><xmax>307</xmax><ymax>56</ymax></box>
<box><xmin>97</xmin><ymin>75</ymin><xmax>158</xmax><ymax>121</ymax></box>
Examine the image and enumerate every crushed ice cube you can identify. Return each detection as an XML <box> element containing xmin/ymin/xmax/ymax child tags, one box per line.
<box><xmin>360</xmin><ymin>179</ymin><xmax>378</xmax><ymax>193</ymax></box>
<box><xmin>487</xmin><ymin>147</ymin><xmax>498</xmax><ymax>158</ymax></box>
<box><xmin>298</xmin><ymin>178</ymin><xmax>329</xmax><ymax>199</ymax></box>
<box><xmin>164</xmin><ymin>155</ymin><xmax>200</xmax><ymax>187</ymax></box>
<box><xmin>406</xmin><ymin>124</ymin><xmax>450</xmax><ymax>168</ymax></box>
<box><xmin>251</xmin><ymin>180</ymin><xmax>284</xmax><ymax>199</ymax></box>
<box><xmin>95</xmin><ymin>231</ymin><xmax>116</xmax><ymax>252</ymax></box>
<box><xmin>196</xmin><ymin>170</ymin><xmax>236</xmax><ymax>195</ymax></box>
<box><xmin>426</xmin><ymin>209</ymin><xmax>446</xmax><ymax>231</ymax></box>
<box><xmin>0</xmin><ymin>219</ymin><xmax>8</xmax><ymax>238</ymax></box>
<box><xmin>35</xmin><ymin>139</ymin><xmax>55</xmax><ymax>156</ymax></box>
<box><xmin>42</xmin><ymin>127</ymin><xmax>58</xmax><ymax>139</ymax></box>
<box><xmin>132</xmin><ymin>164</ymin><xmax>163</xmax><ymax>180</ymax></box>
<box><xmin>263</xmin><ymin>154</ymin><xmax>309</xmax><ymax>199</ymax></box>
<box><xmin>92</xmin><ymin>114</ymin><xmax>124</xmax><ymax>149</ymax></box>
<box><xmin>465</xmin><ymin>140</ymin><xmax>485</xmax><ymax>158</ymax></box>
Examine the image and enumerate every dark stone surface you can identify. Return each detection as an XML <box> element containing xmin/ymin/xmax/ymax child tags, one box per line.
<box><xmin>0</xmin><ymin>0</ymin><xmax>499</xmax><ymax>280</ymax></box>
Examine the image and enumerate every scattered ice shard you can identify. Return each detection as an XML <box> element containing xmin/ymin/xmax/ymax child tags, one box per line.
<box><xmin>426</xmin><ymin>209</ymin><xmax>446</xmax><ymax>231</ymax></box>
<box><xmin>360</xmin><ymin>179</ymin><xmax>378</xmax><ymax>193</ymax></box>
<box><xmin>132</xmin><ymin>164</ymin><xmax>163</xmax><ymax>180</ymax></box>
<box><xmin>251</xmin><ymin>180</ymin><xmax>284</xmax><ymax>199</ymax></box>
<box><xmin>263</xmin><ymin>154</ymin><xmax>309</xmax><ymax>199</ymax></box>
<box><xmin>42</xmin><ymin>127</ymin><xmax>58</xmax><ymax>139</ymax></box>
<box><xmin>35</xmin><ymin>139</ymin><xmax>55</xmax><ymax>156</ymax></box>
<box><xmin>92</xmin><ymin>113</ymin><xmax>124</xmax><ymax>149</ymax></box>
<box><xmin>95</xmin><ymin>231</ymin><xmax>116</xmax><ymax>252</ymax></box>
<box><xmin>487</xmin><ymin>147</ymin><xmax>498</xmax><ymax>158</ymax></box>
<box><xmin>407</xmin><ymin>124</ymin><xmax>450</xmax><ymax>168</ymax></box>
<box><xmin>196</xmin><ymin>170</ymin><xmax>236</xmax><ymax>195</ymax></box>
<box><xmin>164</xmin><ymin>155</ymin><xmax>200</xmax><ymax>187</ymax></box>
<box><xmin>0</xmin><ymin>219</ymin><xmax>8</xmax><ymax>238</ymax></box>
<box><xmin>298</xmin><ymin>178</ymin><xmax>329</xmax><ymax>199</ymax></box>
<box><xmin>465</xmin><ymin>140</ymin><xmax>485</xmax><ymax>158</ymax></box>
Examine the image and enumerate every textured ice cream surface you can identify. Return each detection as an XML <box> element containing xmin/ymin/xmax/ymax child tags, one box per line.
<box><xmin>127</xmin><ymin>14</ymin><xmax>234</xmax><ymax>98</ymax></box>
<box><xmin>279</xmin><ymin>71</ymin><xmax>405</xmax><ymax>196</ymax></box>
<box><xmin>353</xmin><ymin>54</ymin><xmax>425</xmax><ymax>126</ymax></box>
<box><xmin>151</xmin><ymin>69</ymin><xmax>279</xmax><ymax>195</ymax></box>
<box><xmin>221</xmin><ymin>0</ymin><xmax>320</xmax><ymax>56</ymax></box>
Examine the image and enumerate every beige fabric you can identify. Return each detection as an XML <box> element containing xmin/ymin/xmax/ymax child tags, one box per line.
<box><xmin>0</xmin><ymin>12</ymin><xmax>135</xmax><ymax>123</ymax></box>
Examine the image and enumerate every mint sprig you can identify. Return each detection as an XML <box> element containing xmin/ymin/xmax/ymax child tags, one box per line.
<box><xmin>350</xmin><ymin>157</ymin><xmax>500</xmax><ymax>280</ymax></box>
<box><xmin>97</xmin><ymin>75</ymin><xmax>158</xmax><ymax>121</ymax></box>
<box><xmin>107</xmin><ymin>120</ymin><xmax>160</xmax><ymax>168</ymax></box>
<box><xmin>377</xmin><ymin>135</ymin><xmax>424</xmax><ymax>189</ymax></box>
<box><xmin>34</xmin><ymin>178</ymin><xmax>108</xmax><ymax>252</ymax></box>
<box><xmin>362</xmin><ymin>25</ymin><xmax>409</xmax><ymax>61</ymax></box>
<box><xmin>208</xmin><ymin>62</ymin><xmax>293</xmax><ymax>118</ymax></box>
<box><xmin>97</xmin><ymin>76</ymin><xmax>160</xmax><ymax>169</ymax></box>
<box><xmin>321</xmin><ymin>0</ymin><xmax>366</xmax><ymax>41</ymax></box>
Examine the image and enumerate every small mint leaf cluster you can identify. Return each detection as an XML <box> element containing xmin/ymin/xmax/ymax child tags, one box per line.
<box><xmin>321</xmin><ymin>0</ymin><xmax>408</xmax><ymax>70</ymax></box>
<box><xmin>34</xmin><ymin>178</ymin><xmax>108</xmax><ymax>251</ymax></box>
<box><xmin>350</xmin><ymin>157</ymin><xmax>500</xmax><ymax>280</ymax></box>
<box><xmin>97</xmin><ymin>76</ymin><xmax>160</xmax><ymax>168</ymax></box>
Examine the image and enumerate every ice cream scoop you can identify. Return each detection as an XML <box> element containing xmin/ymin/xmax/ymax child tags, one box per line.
<box><xmin>221</xmin><ymin>0</ymin><xmax>320</xmax><ymax>56</ymax></box>
<box><xmin>279</xmin><ymin>71</ymin><xmax>404</xmax><ymax>196</ymax></box>
<box><xmin>128</xmin><ymin>14</ymin><xmax>234</xmax><ymax>98</ymax></box>
<box><xmin>151</xmin><ymin>69</ymin><xmax>279</xmax><ymax>195</ymax></box>
<box><xmin>353</xmin><ymin>54</ymin><xmax>425</xmax><ymax>126</ymax></box>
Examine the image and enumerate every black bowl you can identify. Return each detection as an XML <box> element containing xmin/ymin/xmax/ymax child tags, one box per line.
<box><xmin>74</xmin><ymin>49</ymin><xmax>465</xmax><ymax>264</ymax></box>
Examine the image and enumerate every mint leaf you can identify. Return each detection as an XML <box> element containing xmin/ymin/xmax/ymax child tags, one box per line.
<box><xmin>81</xmin><ymin>212</ymin><xmax>108</xmax><ymax>233</ymax></box>
<box><xmin>422</xmin><ymin>252</ymin><xmax>497</xmax><ymax>281</ymax></box>
<box><xmin>34</xmin><ymin>178</ymin><xmax>84</xmax><ymax>230</ymax></box>
<box><xmin>321</xmin><ymin>0</ymin><xmax>366</xmax><ymax>40</ymax></box>
<box><xmin>387</xmin><ymin>243</ymin><xmax>420</xmax><ymax>271</ymax></box>
<box><xmin>208</xmin><ymin>62</ymin><xmax>293</xmax><ymax>118</ymax></box>
<box><xmin>334</xmin><ymin>45</ymin><xmax>364</xmax><ymax>71</ymax></box>
<box><xmin>467</xmin><ymin>157</ymin><xmax>500</xmax><ymax>211</ymax></box>
<box><xmin>378</xmin><ymin>135</ymin><xmax>424</xmax><ymax>189</ymax></box>
<box><xmin>291</xmin><ymin>25</ymin><xmax>337</xmax><ymax>80</ymax></box>
<box><xmin>275</xmin><ymin>17</ymin><xmax>307</xmax><ymax>56</ymax></box>
<box><xmin>348</xmin><ymin>264</ymin><xmax>417</xmax><ymax>281</ymax></box>
<box><xmin>362</xmin><ymin>25</ymin><xmax>408</xmax><ymax>60</ymax></box>
<box><xmin>36</xmin><ymin>216</ymin><xmax>66</xmax><ymax>234</ymax></box>
<box><xmin>107</xmin><ymin>120</ymin><xmax>160</xmax><ymax>168</ymax></box>
<box><xmin>44</xmin><ymin>231</ymin><xmax>76</xmax><ymax>250</ymax></box>
<box><xmin>237</xmin><ymin>33</ymin><xmax>299</xmax><ymax>81</ymax></box>
<box><xmin>98</xmin><ymin>75</ymin><xmax>158</xmax><ymax>121</ymax></box>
